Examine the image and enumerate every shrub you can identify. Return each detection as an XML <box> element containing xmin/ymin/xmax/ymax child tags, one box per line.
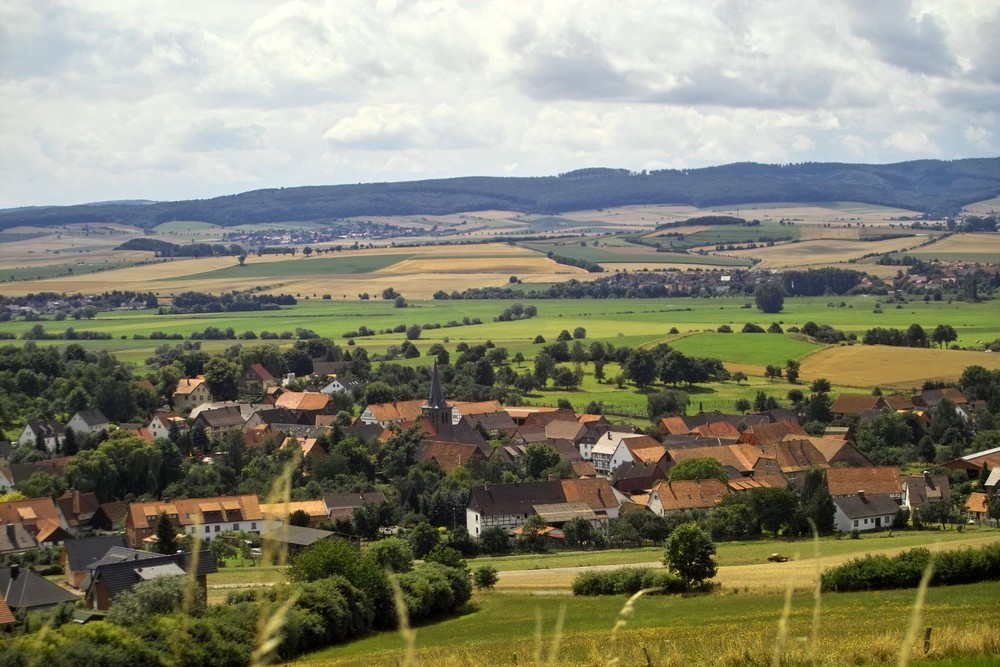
<box><xmin>571</xmin><ymin>567</ymin><xmax>688</xmax><ymax>596</ymax></box>
<box><xmin>473</xmin><ymin>565</ymin><xmax>499</xmax><ymax>590</ymax></box>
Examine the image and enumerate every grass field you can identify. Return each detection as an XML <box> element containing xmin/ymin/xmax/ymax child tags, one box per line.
<box><xmin>301</xmin><ymin>580</ymin><xmax>1000</xmax><ymax>666</ymax></box>
<box><xmin>3</xmin><ymin>296</ymin><xmax>998</xmax><ymax>400</ymax></box>
<box><xmin>521</xmin><ymin>239</ymin><xmax>751</xmax><ymax>267</ymax></box>
<box><xmin>887</xmin><ymin>233</ymin><xmax>1000</xmax><ymax>262</ymax></box>
<box><xmin>667</xmin><ymin>332</ymin><xmax>823</xmax><ymax>366</ymax></box>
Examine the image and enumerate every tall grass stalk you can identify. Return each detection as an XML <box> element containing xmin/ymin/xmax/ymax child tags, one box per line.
<box><xmin>250</xmin><ymin>449</ymin><xmax>300</xmax><ymax>667</ymax></box>
<box><xmin>807</xmin><ymin>520</ymin><xmax>823</xmax><ymax>666</ymax></box>
<box><xmin>897</xmin><ymin>559</ymin><xmax>935</xmax><ymax>667</ymax></box>
<box><xmin>606</xmin><ymin>587</ymin><xmax>659</xmax><ymax>666</ymax></box>
<box><xmin>388</xmin><ymin>572</ymin><xmax>418</xmax><ymax>667</ymax></box>
<box><xmin>771</xmin><ymin>572</ymin><xmax>796</xmax><ymax>667</ymax></box>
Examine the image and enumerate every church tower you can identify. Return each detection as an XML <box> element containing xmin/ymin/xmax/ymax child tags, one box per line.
<box><xmin>422</xmin><ymin>362</ymin><xmax>451</xmax><ymax>431</ymax></box>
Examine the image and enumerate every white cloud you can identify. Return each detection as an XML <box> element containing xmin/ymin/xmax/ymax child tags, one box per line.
<box><xmin>0</xmin><ymin>0</ymin><xmax>997</xmax><ymax>207</ymax></box>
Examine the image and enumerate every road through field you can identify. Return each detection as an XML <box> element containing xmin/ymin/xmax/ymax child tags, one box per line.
<box><xmin>495</xmin><ymin>534</ymin><xmax>1000</xmax><ymax>593</ymax></box>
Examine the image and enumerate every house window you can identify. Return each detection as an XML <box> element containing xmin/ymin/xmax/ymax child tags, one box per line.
<box><xmin>233</xmin><ymin>524</ymin><xmax>239</xmax><ymax>531</ymax></box>
<box><xmin>214</xmin><ymin>525</ymin><xmax>220</xmax><ymax>532</ymax></box>
<box><xmin>853</xmin><ymin>520</ymin><xmax>858</xmax><ymax>527</ymax></box>
<box><xmin>205</xmin><ymin>525</ymin><xmax>210</xmax><ymax>533</ymax></box>
<box><xmin>251</xmin><ymin>522</ymin><xmax>257</xmax><ymax>530</ymax></box>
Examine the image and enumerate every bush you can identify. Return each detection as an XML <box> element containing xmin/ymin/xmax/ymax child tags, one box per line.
<box><xmin>820</xmin><ymin>543</ymin><xmax>1000</xmax><ymax>592</ymax></box>
<box><xmin>473</xmin><ymin>565</ymin><xmax>499</xmax><ymax>590</ymax></box>
<box><xmin>571</xmin><ymin>567</ymin><xmax>688</xmax><ymax>596</ymax></box>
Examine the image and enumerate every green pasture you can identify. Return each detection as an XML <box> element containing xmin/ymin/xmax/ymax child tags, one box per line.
<box><xmin>165</xmin><ymin>253</ymin><xmax>415</xmax><ymax>280</ymax></box>
<box><xmin>4</xmin><ymin>297</ymin><xmax>998</xmax><ymax>411</ymax></box>
<box><xmin>649</xmin><ymin>223</ymin><xmax>800</xmax><ymax>249</ymax></box>
<box><xmin>302</xmin><ymin>581</ymin><xmax>1000</xmax><ymax>666</ymax></box>
<box><xmin>1</xmin><ymin>260</ymin><xmax>149</xmax><ymax>282</ymax></box>
<box><xmin>667</xmin><ymin>332</ymin><xmax>822</xmax><ymax>366</ymax></box>
<box><xmin>519</xmin><ymin>240</ymin><xmax>750</xmax><ymax>266</ymax></box>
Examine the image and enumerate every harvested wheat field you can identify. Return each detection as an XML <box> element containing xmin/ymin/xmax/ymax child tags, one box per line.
<box><xmin>495</xmin><ymin>534</ymin><xmax>1000</xmax><ymax>594</ymax></box>
<box><xmin>706</xmin><ymin>202</ymin><xmax>925</xmax><ymax>226</ymax></box>
<box><xmin>907</xmin><ymin>232</ymin><xmax>1000</xmax><ymax>258</ymax></box>
<box><xmin>722</xmin><ymin>236</ymin><xmax>923</xmax><ymax>269</ymax></box>
<box><xmin>799</xmin><ymin>345</ymin><xmax>1000</xmax><ymax>390</ymax></box>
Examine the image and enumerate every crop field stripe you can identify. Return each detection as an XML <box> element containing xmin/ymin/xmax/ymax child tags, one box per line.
<box><xmin>164</xmin><ymin>253</ymin><xmax>416</xmax><ymax>280</ymax></box>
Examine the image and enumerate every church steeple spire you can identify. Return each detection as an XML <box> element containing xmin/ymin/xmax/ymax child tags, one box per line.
<box><xmin>422</xmin><ymin>362</ymin><xmax>451</xmax><ymax>429</ymax></box>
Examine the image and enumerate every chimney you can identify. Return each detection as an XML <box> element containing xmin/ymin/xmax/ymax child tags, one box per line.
<box><xmin>923</xmin><ymin>470</ymin><xmax>932</xmax><ymax>483</ymax></box>
<box><xmin>10</xmin><ymin>563</ymin><xmax>19</xmax><ymax>578</ymax></box>
<box><xmin>857</xmin><ymin>490</ymin><xmax>866</xmax><ymax>501</ymax></box>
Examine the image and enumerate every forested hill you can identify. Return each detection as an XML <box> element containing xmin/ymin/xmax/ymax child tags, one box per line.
<box><xmin>2</xmin><ymin>158</ymin><xmax>998</xmax><ymax>230</ymax></box>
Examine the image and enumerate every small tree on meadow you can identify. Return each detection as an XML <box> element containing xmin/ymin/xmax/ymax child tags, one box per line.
<box><xmin>663</xmin><ymin>522</ymin><xmax>717</xmax><ymax>589</ymax></box>
<box><xmin>473</xmin><ymin>565</ymin><xmax>499</xmax><ymax>590</ymax></box>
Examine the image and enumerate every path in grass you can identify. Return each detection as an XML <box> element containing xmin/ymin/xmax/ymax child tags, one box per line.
<box><xmin>494</xmin><ymin>532</ymin><xmax>1000</xmax><ymax>593</ymax></box>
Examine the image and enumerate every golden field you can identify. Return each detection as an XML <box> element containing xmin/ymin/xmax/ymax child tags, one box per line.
<box><xmin>798</xmin><ymin>345</ymin><xmax>1000</xmax><ymax>389</ymax></box>
<box><xmin>720</xmin><ymin>236</ymin><xmax>924</xmax><ymax>270</ymax></box>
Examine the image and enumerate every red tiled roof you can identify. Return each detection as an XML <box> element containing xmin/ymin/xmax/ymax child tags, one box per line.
<box><xmin>651</xmin><ymin>478</ymin><xmax>729</xmax><ymax>511</ymax></box>
<box><xmin>825</xmin><ymin>466</ymin><xmax>901</xmax><ymax>496</ymax></box>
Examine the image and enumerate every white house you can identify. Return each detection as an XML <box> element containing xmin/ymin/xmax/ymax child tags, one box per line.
<box><xmin>466</xmin><ymin>478</ymin><xmax>622</xmax><ymax>536</ymax></box>
<box><xmin>832</xmin><ymin>492</ymin><xmax>899</xmax><ymax>532</ymax></box>
<box><xmin>320</xmin><ymin>377</ymin><xmax>363</xmax><ymax>395</ymax></box>
<box><xmin>148</xmin><ymin>412</ymin><xmax>188</xmax><ymax>440</ymax></box>
<box><xmin>67</xmin><ymin>409</ymin><xmax>110</xmax><ymax>436</ymax></box>
<box><xmin>172</xmin><ymin>377</ymin><xmax>214</xmax><ymax>412</ymax></box>
<box><xmin>17</xmin><ymin>421</ymin><xmax>65</xmax><ymax>452</ymax></box>
<box><xmin>581</xmin><ymin>430</ymin><xmax>635</xmax><ymax>466</ymax></box>
<box><xmin>127</xmin><ymin>495</ymin><xmax>270</xmax><ymax>547</ymax></box>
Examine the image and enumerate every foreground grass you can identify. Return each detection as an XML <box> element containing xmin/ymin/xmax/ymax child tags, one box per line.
<box><xmin>298</xmin><ymin>581</ymin><xmax>1000</xmax><ymax>666</ymax></box>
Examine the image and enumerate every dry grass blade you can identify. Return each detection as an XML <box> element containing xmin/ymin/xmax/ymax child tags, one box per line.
<box><xmin>807</xmin><ymin>519</ymin><xmax>822</xmax><ymax>666</ymax></box>
<box><xmin>544</xmin><ymin>604</ymin><xmax>566</xmax><ymax>666</ymax></box>
<box><xmin>897</xmin><ymin>559</ymin><xmax>935</xmax><ymax>667</ymax></box>
<box><xmin>249</xmin><ymin>448</ymin><xmax>300</xmax><ymax>667</ymax></box>
<box><xmin>771</xmin><ymin>571</ymin><xmax>796</xmax><ymax>667</ymax></box>
<box><xmin>388</xmin><ymin>570</ymin><xmax>418</xmax><ymax>667</ymax></box>
<box><xmin>606</xmin><ymin>587</ymin><xmax>660</xmax><ymax>666</ymax></box>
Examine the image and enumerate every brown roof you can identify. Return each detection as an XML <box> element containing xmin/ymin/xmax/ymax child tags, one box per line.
<box><xmin>0</xmin><ymin>498</ymin><xmax>64</xmax><ymax>531</ymax></box>
<box><xmin>452</xmin><ymin>400</ymin><xmax>503</xmax><ymax>416</ymax></box>
<box><xmin>0</xmin><ymin>595</ymin><xmax>14</xmax><ymax>626</ymax></box>
<box><xmin>825</xmin><ymin>466</ymin><xmax>902</xmax><ymax>497</ymax></box>
<box><xmin>415</xmin><ymin>441</ymin><xmax>486</xmax><ymax>473</ymax></box>
<box><xmin>248</xmin><ymin>363</ymin><xmax>275</xmax><ymax>383</ymax></box>
<box><xmin>830</xmin><ymin>394</ymin><xmax>883</xmax><ymax>415</ymax></box>
<box><xmin>259</xmin><ymin>500</ymin><xmax>328</xmax><ymax>519</ymax></box>
<box><xmin>275</xmin><ymin>391</ymin><xmax>331</xmax><ymax>412</ymax></box>
<box><xmin>738</xmin><ymin>420</ymin><xmax>807</xmax><ymax>447</ymax></box>
<box><xmin>365</xmin><ymin>399</ymin><xmax>425</xmax><ymax>423</ymax></box>
<box><xmin>668</xmin><ymin>444</ymin><xmax>762</xmax><ymax>474</ymax></box>
<box><xmin>966</xmin><ymin>492</ymin><xmax>989</xmax><ymax>514</ymax></box>
<box><xmin>882</xmin><ymin>394</ymin><xmax>914</xmax><ymax>410</ymax></box>
<box><xmin>572</xmin><ymin>461</ymin><xmax>597</xmax><ymax>477</ymax></box>
<box><xmin>544</xmin><ymin>420</ymin><xmax>587</xmax><ymax>443</ymax></box>
<box><xmin>523</xmin><ymin>409</ymin><xmax>579</xmax><ymax>428</ymax></box>
<box><xmin>128</xmin><ymin>495</ymin><xmax>262</xmax><ymax>530</ymax></box>
<box><xmin>56</xmin><ymin>490</ymin><xmax>100</xmax><ymax>528</ymax></box>
<box><xmin>651</xmin><ymin>479</ymin><xmax>729</xmax><ymax>512</ymax></box>
<box><xmin>173</xmin><ymin>376</ymin><xmax>205</xmax><ymax>395</ymax></box>
<box><xmin>801</xmin><ymin>436</ymin><xmax>873</xmax><ymax>467</ymax></box>
<box><xmin>560</xmin><ymin>477</ymin><xmax>619</xmax><ymax>511</ymax></box>
<box><xmin>691</xmin><ymin>421</ymin><xmax>741</xmax><ymax>438</ymax></box>
<box><xmin>658</xmin><ymin>416</ymin><xmax>691</xmax><ymax>435</ymax></box>
<box><xmin>763</xmin><ymin>439</ymin><xmax>829</xmax><ymax>474</ymax></box>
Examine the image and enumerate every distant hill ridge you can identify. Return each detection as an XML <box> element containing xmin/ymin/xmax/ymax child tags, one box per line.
<box><xmin>1</xmin><ymin>158</ymin><xmax>997</xmax><ymax>231</ymax></box>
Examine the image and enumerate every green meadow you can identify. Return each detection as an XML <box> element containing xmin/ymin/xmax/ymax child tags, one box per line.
<box><xmin>301</xmin><ymin>581</ymin><xmax>1000</xmax><ymax>666</ymax></box>
<box><xmin>6</xmin><ymin>295</ymin><xmax>999</xmax><ymax>366</ymax></box>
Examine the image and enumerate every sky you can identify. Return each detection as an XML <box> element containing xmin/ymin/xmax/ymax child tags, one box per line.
<box><xmin>1</xmin><ymin>0</ymin><xmax>998</xmax><ymax>208</ymax></box>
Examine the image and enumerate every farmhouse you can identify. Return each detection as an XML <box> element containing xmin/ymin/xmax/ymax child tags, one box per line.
<box><xmin>943</xmin><ymin>445</ymin><xmax>1000</xmax><ymax>477</ymax></box>
<box><xmin>61</xmin><ymin>535</ymin><xmax>129</xmax><ymax>589</ymax></box>
<box><xmin>172</xmin><ymin>376</ymin><xmax>213</xmax><ymax>412</ymax></box>
<box><xmin>126</xmin><ymin>495</ymin><xmax>266</xmax><ymax>547</ymax></box>
<box><xmin>647</xmin><ymin>479</ymin><xmax>729</xmax><ymax>516</ymax></box>
<box><xmin>17</xmin><ymin>420</ymin><xmax>65</xmax><ymax>452</ymax></box>
<box><xmin>466</xmin><ymin>478</ymin><xmax>621</xmax><ymax>536</ymax></box>
<box><xmin>0</xmin><ymin>497</ymin><xmax>73</xmax><ymax>554</ymax></box>
<box><xmin>965</xmin><ymin>492</ymin><xmax>992</xmax><ymax>524</ymax></box>
<box><xmin>193</xmin><ymin>405</ymin><xmax>246</xmax><ymax>436</ymax></box>
<box><xmin>148</xmin><ymin>412</ymin><xmax>187</xmax><ymax>440</ymax></box>
<box><xmin>324</xmin><ymin>491</ymin><xmax>388</xmax><ymax>522</ymax></box>
<box><xmin>240</xmin><ymin>363</ymin><xmax>275</xmax><ymax>392</ymax></box>
<box><xmin>901</xmin><ymin>471</ymin><xmax>950</xmax><ymax>511</ymax></box>
<box><xmin>360</xmin><ymin>399</ymin><xmax>426</xmax><ymax>427</ymax></box>
<box><xmin>737</xmin><ymin>419</ymin><xmax>807</xmax><ymax>448</ymax></box>
<box><xmin>832</xmin><ymin>491</ymin><xmax>899</xmax><ymax>532</ymax></box>
<box><xmin>762</xmin><ymin>439</ymin><xmax>829</xmax><ymax>488</ymax></box>
<box><xmin>85</xmin><ymin>550</ymin><xmax>218</xmax><ymax>611</ymax></box>
<box><xmin>67</xmin><ymin>409</ymin><xmax>110</xmax><ymax>436</ymax></box>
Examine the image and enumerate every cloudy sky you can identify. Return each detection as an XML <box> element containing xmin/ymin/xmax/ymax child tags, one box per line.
<box><xmin>1</xmin><ymin>0</ymin><xmax>998</xmax><ymax>208</ymax></box>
